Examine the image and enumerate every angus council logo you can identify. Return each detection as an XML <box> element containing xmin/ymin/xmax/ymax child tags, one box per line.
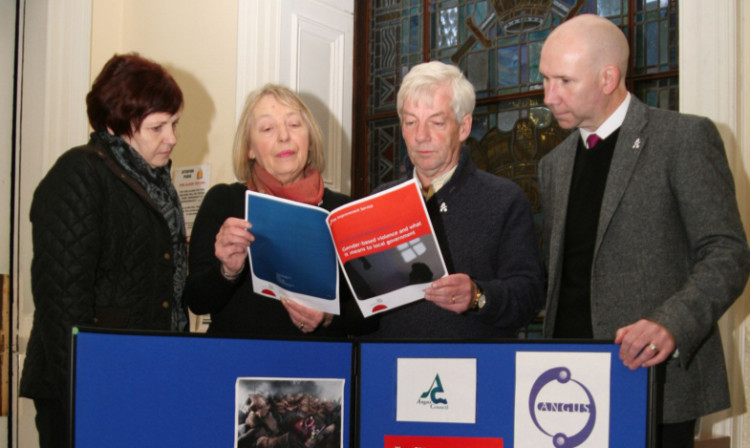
<box><xmin>397</xmin><ymin>358</ymin><xmax>476</xmax><ymax>423</ymax></box>
<box><xmin>417</xmin><ymin>373</ymin><xmax>449</xmax><ymax>409</ymax></box>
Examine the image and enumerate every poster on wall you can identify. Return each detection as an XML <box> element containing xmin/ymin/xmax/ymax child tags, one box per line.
<box><xmin>173</xmin><ymin>164</ymin><xmax>211</xmax><ymax>238</ymax></box>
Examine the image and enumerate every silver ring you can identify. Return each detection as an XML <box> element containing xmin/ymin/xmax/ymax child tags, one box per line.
<box><xmin>649</xmin><ymin>343</ymin><xmax>657</xmax><ymax>352</ymax></box>
<box><xmin>298</xmin><ymin>323</ymin><xmax>305</xmax><ymax>330</ymax></box>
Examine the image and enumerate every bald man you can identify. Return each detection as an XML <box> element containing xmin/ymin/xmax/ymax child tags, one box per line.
<box><xmin>538</xmin><ymin>14</ymin><xmax>750</xmax><ymax>448</ymax></box>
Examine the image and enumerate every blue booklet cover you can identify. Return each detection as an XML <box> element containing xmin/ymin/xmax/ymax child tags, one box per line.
<box><xmin>245</xmin><ymin>191</ymin><xmax>339</xmax><ymax>315</ymax></box>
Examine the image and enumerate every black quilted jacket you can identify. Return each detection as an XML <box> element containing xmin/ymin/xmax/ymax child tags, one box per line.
<box><xmin>20</xmin><ymin>136</ymin><xmax>183</xmax><ymax>403</ymax></box>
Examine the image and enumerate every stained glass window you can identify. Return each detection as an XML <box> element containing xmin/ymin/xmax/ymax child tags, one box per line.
<box><xmin>633</xmin><ymin>0</ymin><xmax>678</xmax><ymax>75</ymax></box>
<box><xmin>357</xmin><ymin>0</ymin><xmax>679</xmax><ymax>195</ymax></box>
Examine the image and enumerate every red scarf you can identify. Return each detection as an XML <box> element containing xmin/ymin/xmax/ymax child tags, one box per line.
<box><xmin>247</xmin><ymin>164</ymin><xmax>324</xmax><ymax>205</ymax></box>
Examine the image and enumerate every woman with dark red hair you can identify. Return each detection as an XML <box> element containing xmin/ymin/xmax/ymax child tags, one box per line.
<box><xmin>20</xmin><ymin>53</ymin><xmax>187</xmax><ymax>447</ymax></box>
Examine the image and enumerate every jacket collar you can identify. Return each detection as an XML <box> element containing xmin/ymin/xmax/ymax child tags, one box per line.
<box><xmin>595</xmin><ymin>96</ymin><xmax>649</xmax><ymax>249</ymax></box>
<box><xmin>409</xmin><ymin>146</ymin><xmax>476</xmax><ymax>199</ymax></box>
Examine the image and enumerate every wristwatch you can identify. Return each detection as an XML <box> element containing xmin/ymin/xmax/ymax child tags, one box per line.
<box><xmin>471</xmin><ymin>283</ymin><xmax>486</xmax><ymax>310</ymax></box>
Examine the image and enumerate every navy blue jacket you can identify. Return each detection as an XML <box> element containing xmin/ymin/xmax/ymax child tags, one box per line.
<box><xmin>372</xmin><ymin>148</ymin><xmax>545</xmax><ymax>338</ymax></box>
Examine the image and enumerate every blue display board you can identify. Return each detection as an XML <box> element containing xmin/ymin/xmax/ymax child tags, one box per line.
<box><xmin>359</xmin><ymin>341</ymin><xmax>653</xmax><ymax>448</ymax></box>
<box><xmin>72</xmin><ymin>331</ymin><xmax>653</xmax><ymax>448</ymax></box>
<box><xmin>72</xmin><ymin>329</ymin><xmax>354</xmax><ymax>448</ymax></box>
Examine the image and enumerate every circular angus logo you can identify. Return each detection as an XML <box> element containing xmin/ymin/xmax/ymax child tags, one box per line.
<box><xmin>528</xmin><ymin>367</ymin><xmax>596</xmax><ymax>448</ymax></box>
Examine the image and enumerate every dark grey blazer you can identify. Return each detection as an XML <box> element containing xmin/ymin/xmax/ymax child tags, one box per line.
<box><xmin>539</xmin><ymin>96</ymin><xmax>750</xmax><ymax>423</ymax></box>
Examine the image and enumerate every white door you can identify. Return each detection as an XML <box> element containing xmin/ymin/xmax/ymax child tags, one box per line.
<box><xmin>237</xmin><ymin>0</ymin><xmax>354</xmax><ymax>194</ymax></box>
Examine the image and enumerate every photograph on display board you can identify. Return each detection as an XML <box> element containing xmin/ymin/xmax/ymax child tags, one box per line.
<box><xmin>234</xmin><ymin>377</ymin><xmax>345</xmax><ymax>448</ymax></box>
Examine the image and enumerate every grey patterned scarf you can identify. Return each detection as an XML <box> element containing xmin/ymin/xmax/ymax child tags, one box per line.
<box><xmin>95</xmin><ymin>131</ymin><xmax>188</xmax><ymax>331</ymax></box>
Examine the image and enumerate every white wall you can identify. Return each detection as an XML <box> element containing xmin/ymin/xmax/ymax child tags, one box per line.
<box><xmin>680</xmin><ymin>1</ymin><xmax>750</xmax><ymax>446</ymax></box>
<box><xmin>1</xmin><ymin>0</ymin><xmax>14</xmax><ymax>275</ymax></box>
<box><xmin>91</xmin><ymin>0</ymin><xmax>239</xmax><ymax>185</ymax></box>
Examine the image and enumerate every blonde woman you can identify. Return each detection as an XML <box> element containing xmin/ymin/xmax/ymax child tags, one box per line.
<box><xmin>184</xmin><ymin>84</ymin><xmax>370</xmax><ymax>337</ymax></box>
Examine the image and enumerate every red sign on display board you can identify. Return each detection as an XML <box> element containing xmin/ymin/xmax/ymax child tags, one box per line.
<box><xmin>385</xmin><ymin>435</ymin><xmax>503</xmax><ymax>448</ymax></box>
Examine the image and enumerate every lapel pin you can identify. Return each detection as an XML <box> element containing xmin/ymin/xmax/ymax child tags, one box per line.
<box><xmin>632</xmin><ymin>138</ymin><xmax>642</xmax><ymax>150</ymax></box>
<box><xmin>440</xmin><ymin>202</ymin><xmax>448</xmax><ymax>213</ymax></box>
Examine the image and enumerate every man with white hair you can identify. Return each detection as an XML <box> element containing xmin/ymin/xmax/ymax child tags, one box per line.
<box><xmin>372</xmin><ymin>60</ymin><xmax>545</xmax><ymax>339</ymax></box>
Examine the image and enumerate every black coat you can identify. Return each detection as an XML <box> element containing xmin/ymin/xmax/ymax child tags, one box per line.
<box><xmin>20</xmin><ymin>137</ymin><xmax>183</xmax><ymax>402</ymax></box>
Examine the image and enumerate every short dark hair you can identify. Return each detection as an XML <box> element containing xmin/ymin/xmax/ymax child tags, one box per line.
<box><xmin>86</xmin><ymin>53</ymin><xmax>183</xmax><ymax>137</ymax></box>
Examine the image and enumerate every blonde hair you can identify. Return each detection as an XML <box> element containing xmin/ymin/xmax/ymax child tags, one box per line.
<box><xmin>397</xmin><ymin>61</ymin><xmax>475</xmax><ymax>124</ymax></box>
<box><xmin>232</xmin><ymin>84</ymin><xmax>325</xmax><ymax>182</ymax></box>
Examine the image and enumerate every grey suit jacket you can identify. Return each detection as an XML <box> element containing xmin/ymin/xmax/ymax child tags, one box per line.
<box><xmin>539</xmin><ymin>97</ymin><xmax>750</xmax><ymax>423</ymax></box>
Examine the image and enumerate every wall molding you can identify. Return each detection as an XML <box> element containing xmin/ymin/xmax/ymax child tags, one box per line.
<box><xmin>235</xmin><ymin>0</ymin><xmax>281</xmax><ymax>124</ymax></box>
<box><xmin>680</xmin><ymin>2</ymin><xmax>748</xmax><ymax>446</ymax></box>
<box><xmin>14</xmin><ymin>1</ymin><xmax>92</xmax><ymax>445</ymax></box>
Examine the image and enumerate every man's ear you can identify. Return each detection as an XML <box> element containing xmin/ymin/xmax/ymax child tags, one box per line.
<box><xmin>458</xmin><ymin>113</ymin><xmax>472</xmax><ymax>142</ymax></box>
<box><xmin>600</xmin><ymin>65</ymin><xmax>621</xmax><ymax>95</ymax></box>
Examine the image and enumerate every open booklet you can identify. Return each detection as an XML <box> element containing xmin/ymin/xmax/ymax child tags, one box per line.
<box><xmin>245</xmin><ymin>179</ymin><xmax>447</xmax><ymax>317</ymax></box>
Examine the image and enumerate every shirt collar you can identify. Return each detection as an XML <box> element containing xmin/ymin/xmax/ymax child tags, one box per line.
<box><xmin>413</xmin><ymin>164</ymin><xmax>458</xmax><ymax>194</ymax></box>
<box><xmin>580</xmin><ymin>92</ymin><xmax>631</xmax><ymax>148</ymax></box>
